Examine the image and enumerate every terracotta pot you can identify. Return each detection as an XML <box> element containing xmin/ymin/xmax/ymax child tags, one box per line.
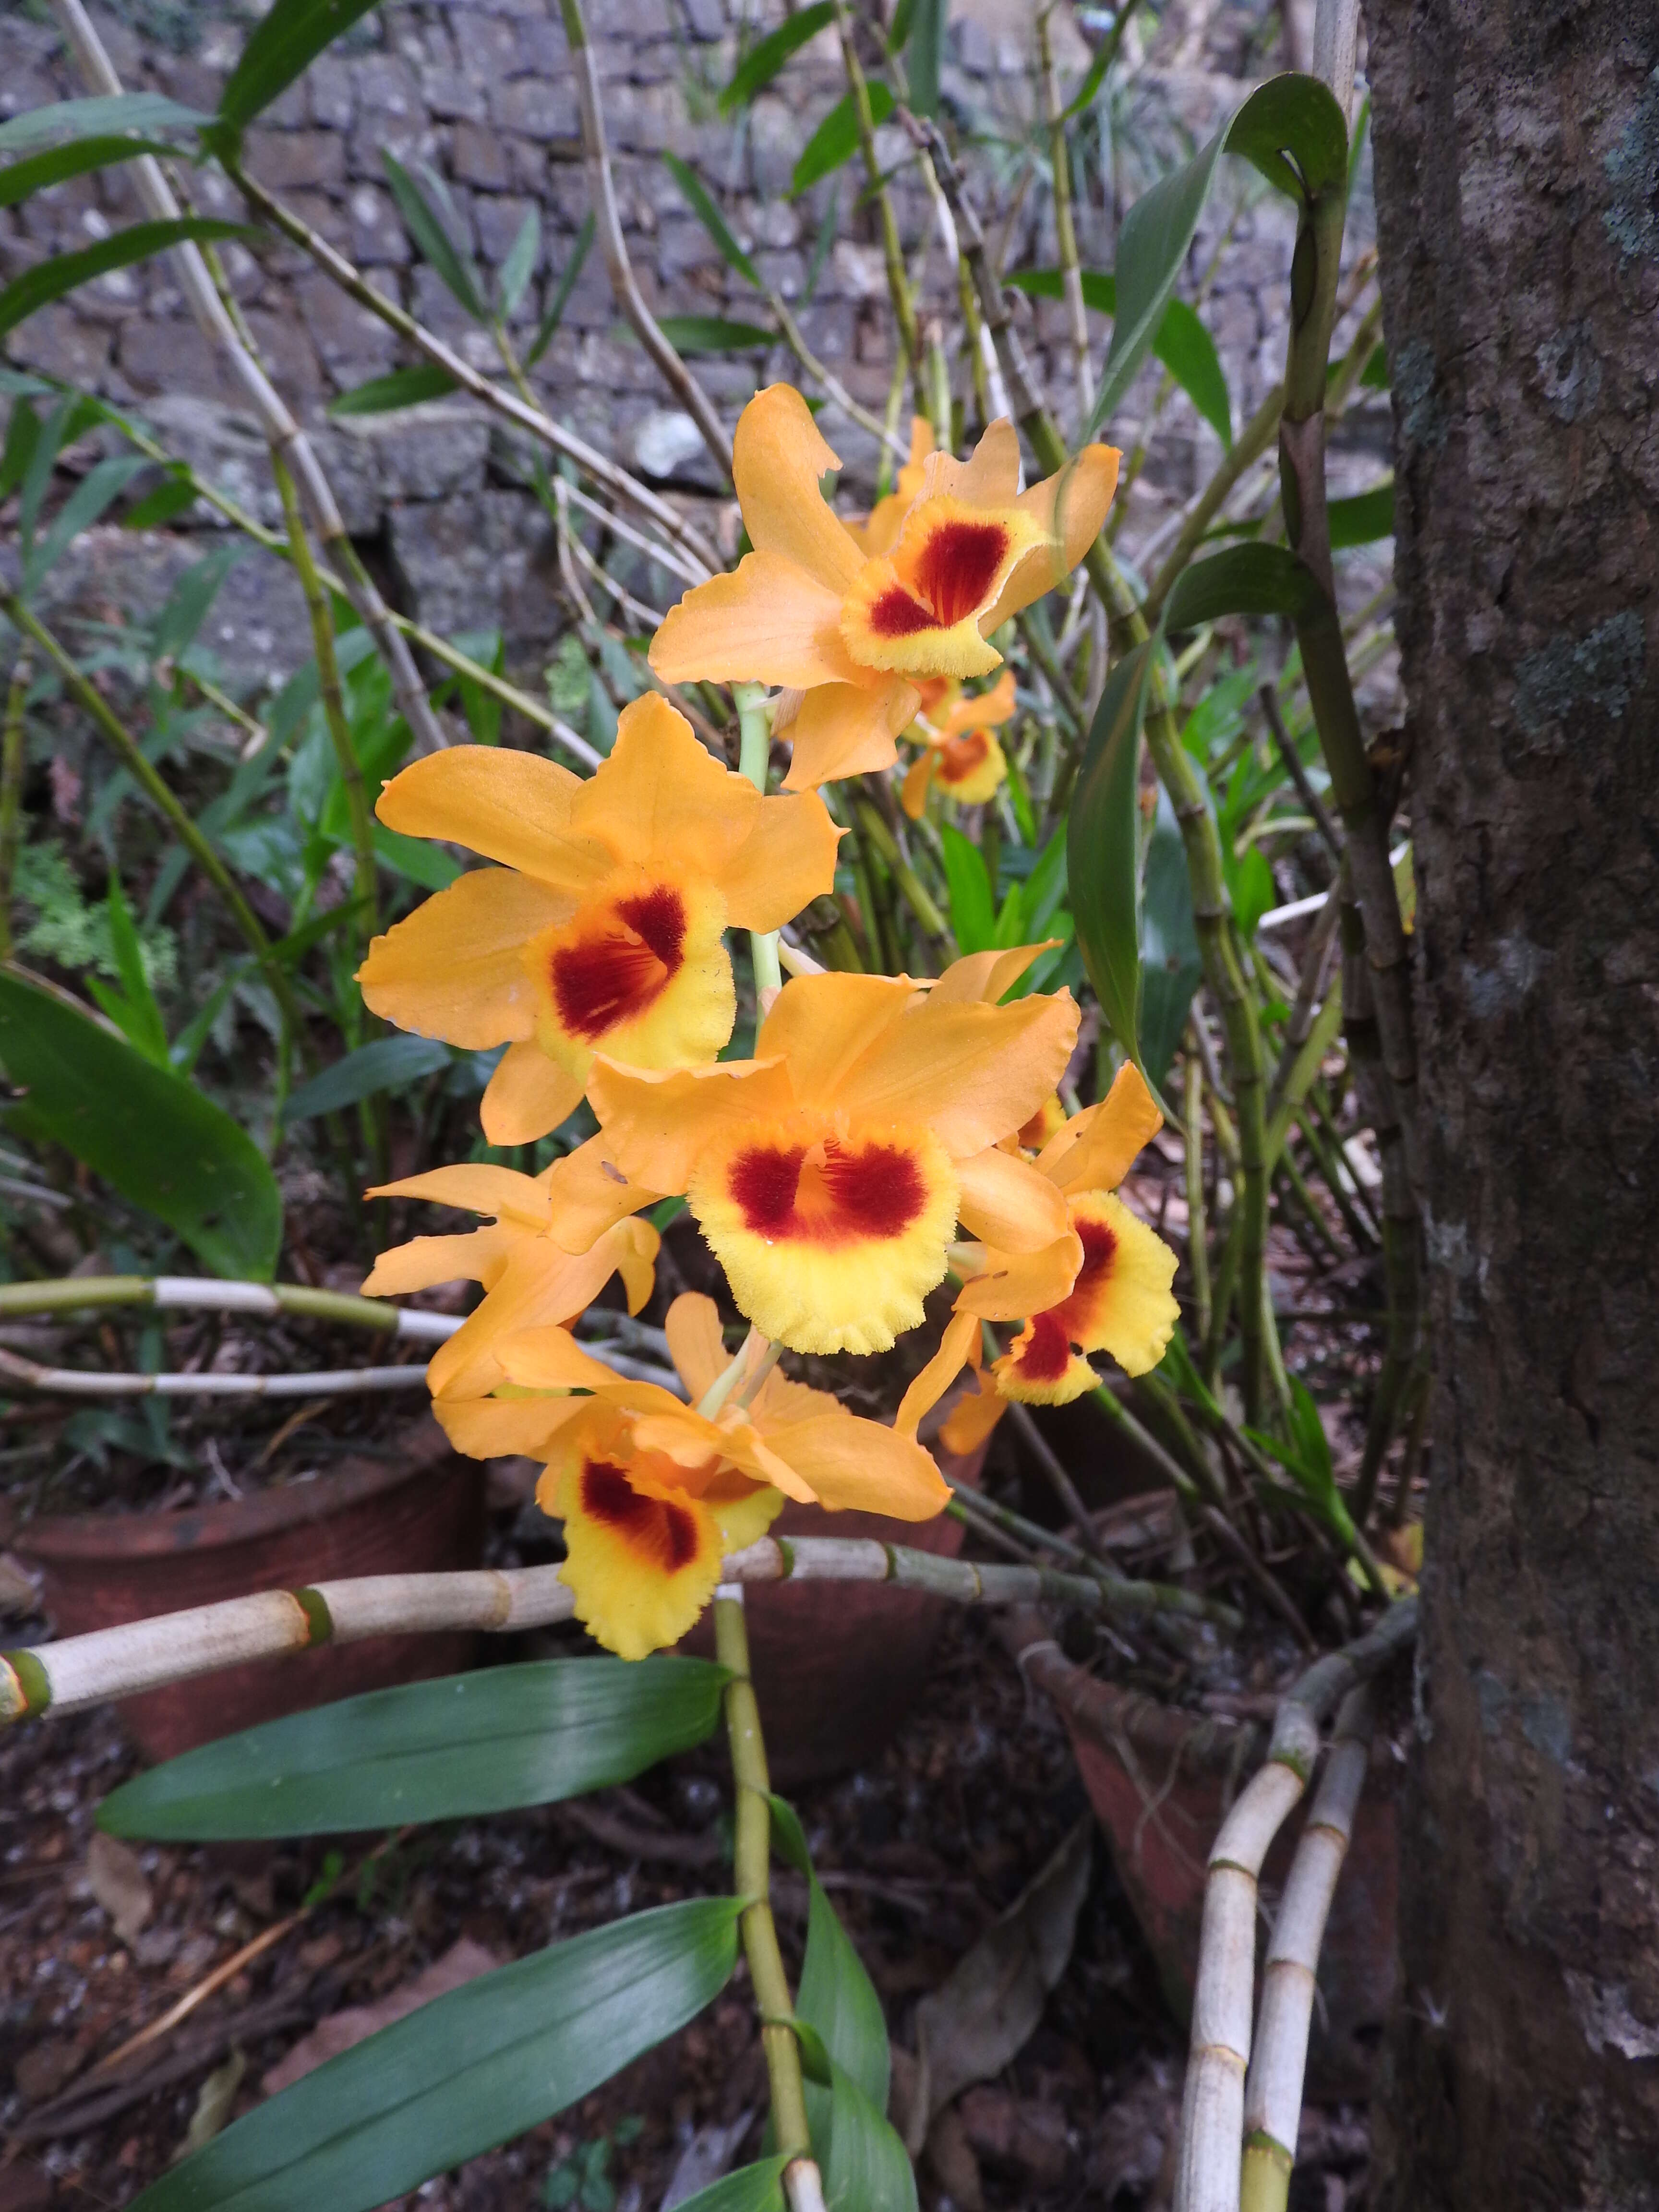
<box><xmin>681</xmin><ymin>1439</ymin><xmax>986</xmax><ymax>1786</ymax></box>
<box><xmin>1012</xmin><ymin>1619</ymin><xmax>1397</xmax><ymax>2098</ymax></box>
<box><xmin>14</xmin><ymin>1419</ymin><xmax>486</xmax><ymax>1762</ymax></box>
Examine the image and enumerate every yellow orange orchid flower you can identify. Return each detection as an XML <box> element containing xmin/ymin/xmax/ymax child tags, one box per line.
<box><xmin>649</xmin><ymin>385</ymin><xmax>1119</xmax><ymax>791</ymax></box>
<box><xmin>361</xmin><ymin>1162</ymin><xmax>659</xmax><ymax>1440</ymax></box>
<box><xmin>356</xmin><ymin>694</ymin><xmax>840</xmax><ymax>1146</ymax></box>
<box><xmin>584</xmin><ymin>956</ymin><xmax>1081</xmax><ymax>1357</ymax></box>
<box><xmin>906</xmin><ymin>1064</ymin><xmax>1180</xmax><ymax>1451</ymax></box>
<box><xmin>472</xmin><ymin>1295</ymin><xmax>948</xmax><ymax>1659</ymax></box>
<box><xmin>900</xmin><ymin>668</ymin><xmax>1018</xmax><ymax>818</ymax></box>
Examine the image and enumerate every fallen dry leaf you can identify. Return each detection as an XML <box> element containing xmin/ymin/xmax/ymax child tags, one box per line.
<box><xmin>88</xmin><ymin>1831</ymin><xmax>153</xmax><ymax>1947</ymax></box>
<box><xmin>176</xmin><ymin>2049</ymin><xmax>246</xmax><ymax>2163</ymax></box>
<box><xmin>0</xmin><ymin>1552</ymin><xmax>37</xmax><ymax>1619</ymax></box>
<box><xmin>262</xmin><ymin>1937</ymin><xmax>505</xmax><ymax>2096</ymax></box>
<box><xmin>906</xmin><ymin>1816</ymin><xmax>1093</xmax><ymax>2150</ymax></box>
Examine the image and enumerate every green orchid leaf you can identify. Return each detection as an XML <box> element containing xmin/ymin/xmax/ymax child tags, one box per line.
<box><xmin>1069</xmin><ymin>638</ymin><xmax>1156</xmax><ymax>1070</ymax></box>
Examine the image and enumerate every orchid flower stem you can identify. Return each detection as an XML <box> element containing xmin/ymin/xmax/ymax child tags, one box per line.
<box><xmin>697</xmin><ymin>1326</ymin><xmax>767</xmax><ymax>1422</ymax></box>
<box><xmin>832</xmin><ymin>0</ymin><xmax>923</xmax><ymax>409</ymax></box>
<box><xmin>1183</xmin><ymin>1048</ymin><xmax>1213</xmax><ymax>1348</ymax></box>
<box><xmin>733</xmin><ymin>683</ymin><xmax>783</xmax><ymax>1001</ymax></box>
<box><xmin>0</xmin><ymin>645</ymin><xmax>28</xmax><ymax>962</ymax></box>
<box><xmin>713</xmin><ymin>1591</ymin><xmax>816</xmax><ymax>2168</ymax></box>
<box><xmin>854</xmin><ymin>801</ymin><xmax>950</xmax><ymax>950</ymax></box>
<box><xmin>733</xmin><ymin>1338</ymin><xmax>783</xmax><ymax>1410</ymax></box>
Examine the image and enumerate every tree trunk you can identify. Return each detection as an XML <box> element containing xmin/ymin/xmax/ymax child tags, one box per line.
<box><xmin>1366</xmin><ymin>6</ymin><xmax>1659</xmax><ymax>2203</ymax></box>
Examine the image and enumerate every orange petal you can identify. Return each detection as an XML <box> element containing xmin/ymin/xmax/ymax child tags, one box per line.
<box><xmin>836</xmin><ymin>988</ymin><xmax>1081</xmax><ymax>1159</ymax></box>
<box><xmin>481</xmin><ymin>1042</ymin><xmax>586</xmax><ymax>1148</ymax></box>
<box><xmin>376</xmin><ymin>745</ymin><xmax>608</xmax><ymax>888</ymax></box>
<box><xmin>928</xmin><ymin>940</ymin><xmax>1059</xmax><ymax>1007</ymax></box>
<box><xmin>429</xmin><ymin>1223</ymin><xmax>658</xmax><ymax>1401</ymax></box>
<box><xmin>896</xmin><ymin>1305</ymin><xmax>981</xmax><ymax>1440</ymax></box>
<box><xmin>1047</xmin><ymin>1190</ymin><xmax>1179</xmax><ymax>1376</ymax></box>
<box><xmin>496</xmin><ymin>1323</ymin><xmax>676</xmax><ymax>1407</ymax></box>
<box><xmin>435</xmin><ymin>1392</ymin><xmax>591</xmax><ymax>1461</ymax></box>
<box><xmin>717</xmin><ymin>788</ymin><xmax>842</xmax><ymax>931</ymax></box>
<box><xmin>755</xmin><ymin>971</ymin><xmax>914</xmax><ymax>1114</ymax></box>
<box><xmin>985</xmin><ymin>443</ymin><xmax>1121</xmax><ymax>630</ymax></box>
<box><xmin>542</xmin><ymin>1133</ymin><xmax>666</xmax><ymax>1254</ymax></box>
<box><xmin>758</xmin><ymin>1409</ymin><xmax>950</xmax><ymax>1519</ymax></box>
<box><xmin>993</xmin><ymin>1312</ymin><xmax>1098</xmax><ymax>1405</ymax></box>
<box><xmin>1036</xmin><ymin>1060</ymin><xmax>1164</xmax><ymax>1194</ymax></box>
<box><xmin>664</xmin><ymin>1291</ymin><xmax>730</xmax><ymax>1403</ymax></box>
<box><xmin>956</xmin><ymin>1144</ymin><xmax>1072</xmax><ymax>1252</ymax></box>
<box><xmin>361</xmin><ymin>1222</ymin><xmax>517</xmax><ymax>1298</ymax></box>
<box><xmin>938</xmin><ymin>1369</ymin><xmax>1009</xmax><ymax>1455</ymax></box>
<box><xmin>366</xmin><ymin>1162</ymin><xmax>551</xmax><ymax>1229</ymax></box>
<box><xmin>572</xmin><ymin>694</ymin><xmax>758</xmax><ymax>875</ymax></box>
<box><xmin>357</xmin><ymin>868</ymin><xmax>570</xmax><ymax>1049</ymax></box>
<box><xmin>917</xmin><ymin>416</ymin><xmax>1021</xmax><ymax>507</ymax></box>
<box><xmin>933</xmin><ymin>668</ymin><xmax>1018</xmax><ymax>739</ymax></box>
<box><xmin>650</xmin><ymin>552</ymin><xmax>855</xmax><ymax>690</ymax></box>
<box><xmin>781</xmin><ymin>676</ymin><xmax>919</xmax><ymax>790</ymax></box>
<box><xmin>900</xmin><ymin>752</ymin><xmax>936</xmax><ymax>819</ymax></box>
<box><xmin>733</xmin><ymin>382</ymin><xmax>865</xmax><ymax>594</ymax></box>
<box><xmin>587</xmin><ymin>1055</ymin><xmax>797</xmax><ymax>1194</ymax></box>
<box><xmin>952</xmin><ymin>1229</ymin><xmax>1083</xmax><ymax>1321</ymax></box>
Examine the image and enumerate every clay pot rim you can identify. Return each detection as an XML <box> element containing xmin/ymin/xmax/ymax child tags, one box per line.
<box><xmin>13</xmin><ymin>1421</ymin><xmax>449</xmax><ymax>1564</ymax></box>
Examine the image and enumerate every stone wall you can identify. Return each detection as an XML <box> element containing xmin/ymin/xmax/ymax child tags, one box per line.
<box><xmin>0</xmin><ymin>0</ymin><xmax>1390</xmax><ymax>700</ymax></box>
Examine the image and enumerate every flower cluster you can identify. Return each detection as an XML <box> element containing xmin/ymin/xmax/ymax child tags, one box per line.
<box><xmin>358</xmin><ymin>385</ymin><xmax>1177</xmax><ymax>1659</ymax></box>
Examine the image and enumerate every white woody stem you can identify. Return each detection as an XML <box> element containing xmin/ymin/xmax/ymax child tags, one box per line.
<box><xmin>51</xmin><ymin>0</ymin><xmax>447</xmax><ymax>755</ymax></box>
<box><xmin>1239</xmin><ymin>1685</ymin><xmax>1374</xmax><ymax>2212</ymax></box>
<box><xmin>0</xmin><ymin>1274</ymin><xmax>458</xmax><ymax>1339</ymax></box>
<box><xmin>1312</xmin><ymin>0</ymin><xmax>1363</xmax><ymax>123</ymax></box>
<box><xmin>0</xmin><ymin>1537</ymin><xmax>1242</xmax><ymax>1728</ymax></box>
<box><xmin>1173</xmin><ymin>1602</ymin><xmax>1416</xmax><ymax>2212</ymax></box>
<box><xmin>0</xmin><ymin>1349</ymin><xmax>431</xmax><ymax>1399</ymax></box>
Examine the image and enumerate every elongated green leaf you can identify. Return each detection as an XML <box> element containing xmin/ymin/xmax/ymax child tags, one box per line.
<box><xmin>21</xmin><ymin>453</ymin><xmax>151</xmax><ymax>595</ymax></box>
<box><xmin>1009</xmin><ymin>269</ymin><xmax>1231</xmax><ymax>446</ymax></box>
<box><xmin>101</xmin><ymin>1657</ymin><xmax>728</xmax><ymax>1840</ymax></box>
<box><xmin>905</xmin><ymin>0</ymin><xmax>944</xmax><ymax>117</ymax></box>
<box><xmin>104</xmin><ymin>876</ymin><xmax>170</xmax><ymax>1066</ymax></box>
<box><xmin>383</xmin><ymin>152</ymin><xmax>487</xmax><ymax>321</ymax></box>
<box><xmin>129</xmin><ymin>1900</ymin><xmax>741</xmax><ymax>2212</ymax></box>
<box><xmin>1359</xmin><ymin>340</ymin><xmax>1388</xmax><ymax>390</ymax></box>
<box><xmin>526</xmin><ymin>211</ymin><xmax>595</xmax><ymax>369</ymax></box>
<box><xmin>1087</xmin><ymin>125</ymin><xmax>1233</xmax><ymax>438</ymax></box>
<box><xmin>1246</xmin><ymin>1380</ymin><xmax>1362</xmax><ymax>1553</ymax></box>
<box><xmin>674</xmin><ymin>2160</ymin><xmax>790</xmax><ymax>2212</ymax></box>
<box><xmin>770</xmin><ymin>1799</ymin><xmax>911</xmax><ymax>2212</ymax></box>
<box><xmin>663</xmin><ymin>152</ymin><xmax>761</xmax><ymax>290</ymax></box>
<box><xmin>153</xmin><ymin>544</ymin><xmax>245</xmax><ymax>663</ymax></box>
<box><xmin>721</xmin><ymin>2</ymin><xmax>835</xmax><ymax>112</ymax></box>
<box><xmin>1327</xmin><ymin>477</ymin><xmax>1394</xmax><ymax>548</ymax></box>
<box><xmin>1227</xmin><ymin>72</ymin><xmax>1348</xmax><ymax>204</ymax></box>
<box><xmin>0</xmin><ymin>94</ymin><xmax>208</xmax><ymax>155</ymax></box>
<box><xmin>121</xmin><ymin>472</ymin><xmax>198</xmax><ymax>529</ymax></box>
<box><xmin>283</xmin><ymin>1030</ymin><xmax>450</xmax><ymax>1124</ymax></box>
<box><xmin>1162</xmin><ymin>543</ymin><xmax>1323</xmax><ymax>631</ymax></box>
<box><xmin>656</xmin><ymin>315</ymin><xmax>774</xmax><ymax>354</ymax></box>
<box><xmin>1139</xmin><ymin>789</ymin><xmax>1201</xmax><ymax>1093</ymax></box>
<box><xmin>0</xmin><ymin>135</ymin><xmax>191</xmax><ymax>210</ymax></box>
<box><xmin>328</xmin><ymin>361</ymin><xmax>459</xmax><ymax>417</ymax></box>
<box><xmin>1060</xmin><ymin>24</ymin><xmax>1119</xmax><ymax>120</ymax></box>
<box><xmin>0</xmin><ymin>218</ymin><xmax>256</xmax><ymax>342</ymax></box>
<box><xmin>0</xmin><ymin>972</ymin><xmax>281</xmax><ymax>1279</ymax></box>
<box><xmin>1069</xmin><ymin>639</ymin><xmax>1155</xmax><ymax>1069</ymax></box>
<box><xmin>497</xmin><ymin>203</ymin><xmax>541</xmax><ymax>319</ymax></box>
<box><xmin>218</xmin><ymin>0</ymin><xmax>383</xmax><ymax>135</ymax></box>
<box><xmin>793</xmin><ymin>86</ymin><xmax>893</xmax><ymax>197</ymax></box>
<box><xmin>939</xmin><ymin>823</ymin><xmax>996</xmax><ymax>953</ymax></box>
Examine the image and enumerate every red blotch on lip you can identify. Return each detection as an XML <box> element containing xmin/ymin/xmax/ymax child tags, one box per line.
<box><xmin>552</xmin><ymin>885</ymin><xmax>686</xmax><ymax>1040</ymax></box>
<box><xmin>1013</xmin><ymin>1310</ymin><xmax>1073</xmax><ymax>1382</ymax></box>
<box><xmin>727</xmin><ymin>1140</ymin><xmax>926</xmax><ymax>1244</ymax></box>
<box><xmin>1050</xmin><ymin>1214</ymin><xmax>1118</xmax><ymax>1334</ymax></box>
<box><xmin>938</xmin><ymin>732</ymin><xmax>991</xmax><ymax>784</ymax></box>
<box><xmin>580</xmin><ymin>1457</ymin><xmax>701</xmax><ymax>1572</ymax></box>
<box><xmin>868</xmin><ymin>585</ymin><xmax>938</xmax><ymax>639</ymax></box>
<box><xmin>912</xmin><ymin>519</ymin><xmax>1010</xmax><ymax>626</ymax></box>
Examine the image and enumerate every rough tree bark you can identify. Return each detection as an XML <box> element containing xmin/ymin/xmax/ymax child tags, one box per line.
<box><xmin>1366</xmin><ymin>6</ymin><xmax>1659</xmax><ymax>2203</ymax></box>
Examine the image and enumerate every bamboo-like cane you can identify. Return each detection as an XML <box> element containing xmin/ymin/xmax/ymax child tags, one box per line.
<box><xmin>0</xmin><ymin>1536</ymin><xmax>1243</xmax><ymax>1728</ymax></box>
<box><xmin>0</xmin><ymin>1347</ymin><xmax>431</xmax><ymax>1399</ymax></box>
<box><xmin>1238</xmin><ymin>1685</ymin><xmax>1374</xmax><ymax>2212</ymax></box>
<box><xmin>0</xmin><ymin>1274</ymin><xmax>459</xmax><ymax>1339</ymax></box>
<box><xmin>50</xmin><ymin>0</ymin><xmax>446</xmax><ymax>756</ymax></box>
<box><xmin>1172</xmin><ymin>1605</ymin><xmax>1416</xmax><ymax>2212</ymax></box>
